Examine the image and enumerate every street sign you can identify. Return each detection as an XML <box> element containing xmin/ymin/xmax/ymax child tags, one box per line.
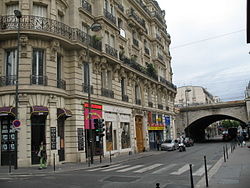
<box><xmin>12</xmin><ymin>120</ymin><xmax>21</xmax><ymax>128</ymax></box>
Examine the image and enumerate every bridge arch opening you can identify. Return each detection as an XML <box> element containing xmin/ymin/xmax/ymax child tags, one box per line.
<box><xmin>185</xmin><ymin>114</ymin><xmax>246</xmax><ymax>142</ymax></box>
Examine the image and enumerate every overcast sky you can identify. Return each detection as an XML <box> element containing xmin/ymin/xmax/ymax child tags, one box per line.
<box><xmin>157</xmin><ymin>0</ymin><xmax>250</xmax><ymax>101</ymax></box>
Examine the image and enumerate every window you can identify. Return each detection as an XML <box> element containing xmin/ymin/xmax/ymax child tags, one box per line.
<box><xmin>6</xmin><ymin>4</ymin><xmax>19</xmax><ymax>15</ymax></box>
<box><xmin>110</xmin><ymin>35</ymin><xmax>115</xmax><ymax>48</ymax></box>
<box><xmin>83</xmin><ymin>62</ymin><xmax>89</xmax><ymax>85</ymax></box>
<box><xmin>32</xmin><ymin>49</ymin><xmax>44</xmax><ymax>84</ymax></box>
<box><xmin>104</xmin><ymin>0</ymin><xmax>109</xmax><ymax>11</ymax></box>
<box><xmin>118</xmin><ymin>18</ymin><xmax>125</xmax><ymax>38</ymax></box>
<box><xmin>5</xmin><ymin>49</ymin><xmax>17</xmax><ymax>85</ymax></box>
<box><xmin>81</xmin><ymin>23</ymin><xmax>88</xmax><ymax>34</ymax></box>
<box><xmin>121</xmin><ymin>78</ymin><xmax>126</xmax><ymax>96</ymax></box>
<box><xmin>33</xmin><ymin>4</ymin><xmax>47</xmax><ymax>17</ymax></box>
<box><xmin>121</xmin><ymin>122</ymin><xmax>130</xmax><ymax>149</ymax></box>
<box><xmin>58</xmin><ymin>11</ymin><xmax>64</xmax><ymax>22</ymax></box>
<box><xmin>135</xmin><ymin>84</ymin><xmax>141</xmax><ymax>105</ymax></box>
<box><xmin>101</xmin><ymin>69</ymin><xmax>112</xmax><ymax>90</ymax></box>
<box><xmin>57</xmin><ymin>54</ymin><xmax>62</xmax><ymax>81</ymax></box>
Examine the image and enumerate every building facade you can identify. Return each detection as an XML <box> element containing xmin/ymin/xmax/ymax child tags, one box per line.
<box><xmin>175</xmin><ymin>86</ymin><xmax>219</xmax><ymax>137</ymax></box>
<box><xmin>0</xmin><ymin>0</ymin><xmax>176</xmax><ymax>167</ymax></box>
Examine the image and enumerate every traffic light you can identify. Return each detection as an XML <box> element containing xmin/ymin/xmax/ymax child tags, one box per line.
<box><xmin>98</xmin><ymin>119</ymin><xmax>105</xmax><ymax>137</ymax></box>
<box><xmin>94</xmin><ymin>119</ymin><xmax>99</xmax><ymax>129</ymax></box>
<box><xmin>93</xmin><ymin>119</ymin><xmax>105</xmax><ymax>137</ymax></box>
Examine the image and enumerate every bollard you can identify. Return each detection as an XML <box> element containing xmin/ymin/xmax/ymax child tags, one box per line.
<box><xmin>156</xmin><ymin>183</ymin><xmax>160</xmax><ymax>188</ymax></box>
<box><xmin>189</xmin><ymin>164</ymin><xmax>194</xmax><ymax>188</ymax></box>
<box><xmin>8</xmin><ymin>153</ymin><xmax>12</xmax><ymax>174</ymax></box>
<box><xmin>53</xmin><ymin>153</ymin><xmax>56</xmax><ymax>172</ymax></box>
<box><xmin>204</xmin><ymin>156</ymin><xmax>208</xmax><ymax>187</ymax></box>
<box><xmin>226</xmin><ymin>145</ymin><xmax>228</xmax><ymax>159</ymax></box>
<box><xmin>223</xmin><ymin>146</ymin><xmax>226</xmax><ymax>162</ymax></box>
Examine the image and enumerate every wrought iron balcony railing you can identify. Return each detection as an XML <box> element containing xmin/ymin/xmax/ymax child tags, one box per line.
<box><xmin>57</xmin><ymin>79</ymin><xmax>66</xmax><ymax>90</ymax></box>
<box><xmin>117</xmin><ymin>3</ymin><xmax>124</xmax><ymax>12</ymax></box>
<box><xmin>156</xmin><ymin>34</ymin><xmax>161</xmax><ymax>41</ymax></box>
<box><xmin>30</xmin><ymin>75</ymin><xmax>48</xmax><ymax>86</ymax></box>
<box><xmin>0</xmin><ymin>15</ymin><xmax>102</xmax><ymax>51</ymax></box>
<box><xmin>144</xmin><ymin>47</ymin><xmax>150</xmax><ymax>55</ymax></box>
<box><xmin>0</xmin><ymin>75</ymin><xmax>16</xmax><ymax>86</ymax></box>
<box><xmin>148</xmin><ymin>101</ymin><xmax>153</xmax><ymax>108</ymax></box>
<box><xmin>151</xmin><ymin>11</ymin><xmax>164</xmax><ymax>24</ymax></box>
<box><xmin>135</xmin><ymin>0</ymin><xmax>151</xmax><ymax>16</ymax></box>
<box><xmin>133</xmin><ymin>38</ymin><xmax>139</xmax><ymax>47</ymax></box>
<box><xmin>158</xmin><ymin>104</ymin><xmax>163</xmax><ymax>110</ymax></box>
<box><xmin>129</xmin><ymin>8</ymin><xmax>146</xmax><ymax>29</ymax></box>
<box><xmin>103</xmin><ymin>8</ymin><xmax>116</xmax><ymax>25</ymax></box>
<box><xmin>81</xmin><ymin>0</ymin><xmax>92</xmax><ymax>13</ymax></box>
<box><xmin>135</xmin><ymin>99</ymin><xmax>141</xmax><ymax>105</ymax></box>
<box><xmin>101</xmin><ymin>88</ymin><xmax>114</xmax><ymax>98</ymax></box>
<box><xmin>159</xmin><ymin>76</ymin><xmax>177</xmax><ymax>91</ymax></box>
<box><xmin>158</xmin><ymin>53</ymin><xmax>163</xmax><ymax>61</ymax></box>
<box><xmin>82</xmin><ymin>83</ymin><xmax>93</xmax><ymax>94</ymax></box>
<box><xmin>122</xmin><ymin>94</ymin><xmax>129</xmax><ymax>102</ymax></box>
<box><xmin>105</xmin><ymin>44</ymin><xmax>118</xmax><ymax>58</ymax></box>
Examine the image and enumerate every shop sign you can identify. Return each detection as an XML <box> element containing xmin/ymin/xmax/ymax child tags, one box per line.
<box><xmin>84</xmin><ymin>103</ymin><xmax>103</xmax><ymax>129</ymax></box>
<box><xmin>148</xmin><ymin>126</ymin><xmax>164</xmax><ymax>130</ymax></box>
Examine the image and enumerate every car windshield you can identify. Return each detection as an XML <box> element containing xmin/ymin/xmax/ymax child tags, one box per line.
<box><xmin>164</xmin><ymin>140</ymin><xmax>172</xmax><ymax>143</ymax></box>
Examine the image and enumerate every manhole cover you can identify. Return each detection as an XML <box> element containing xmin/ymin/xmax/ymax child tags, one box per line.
<box><xmin>104</xmin><ymin>176</ymin><xmax>139</xmax><ymax>182</ymax></box>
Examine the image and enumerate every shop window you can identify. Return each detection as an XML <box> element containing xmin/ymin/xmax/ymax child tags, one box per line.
<box><xmin>121</xmin><ymin>122</ymin><xmax>130</xmax><ymax>149</ymax></box>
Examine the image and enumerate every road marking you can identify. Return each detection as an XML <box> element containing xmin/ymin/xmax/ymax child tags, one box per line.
<box><xmin>151</xmin><ymin>163</ymin><xmax>177</xmax><ymax>174</ymax></box>
<box><xmin>116</xmin><ymin>165</ymin><xmax>144</xmax><ymax>172</ymax></box>
<box><xmin>133</xmin><ymin>164</ymin><xmax>163</xmax><ymax>173</ymax></box>
<box><xmin>170</xmin><ymin>164</ymin><xmax>191</xmax><ymax>175</ymax></box>
<box><xmin>193</xmin><ymin>165</ymin><xmax>212</xmax><ymax>176</ymax></box>
<box><xmin>102</xmin><ymin>165</ymin><xmax>130</xmax><ymax>172</ymax></box>
<box><xmin>87</xmin><ymin>164</ymin><xmax>121</xmax><ymax>171</ymax></box>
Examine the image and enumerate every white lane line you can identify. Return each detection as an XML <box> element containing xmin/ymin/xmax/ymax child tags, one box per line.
<box><xmin>116</xmin><ymin>165</ymin><xmax>144</xmax><ymax>172</ymax></box>
<box><xmin>133</xmin><ymin>164</ymin><xmax>163</xmax><ymax>173</ymax></box>
<box><xmin>193</xmin><ymin>165</ymin><xmax>212</xmax><ymax>176</ymax></box>
<box><xmin>102</xmin><ymin>165</ymin><xmax>130</xmax><ymax>172</ymax></box>
<box><xmin>151</xmin><ymin>163</ymin><xmax>177</xmax><ymax>174</ymax></box>
<box><xmin>170</xmin><ymin>164</ymin><xmax>191</xmax><ymax>175</ymax></box>
<box><xmin>87</xmin><ymin>164</ymin><xmax>121</xmax><ymax>172</ymax></box>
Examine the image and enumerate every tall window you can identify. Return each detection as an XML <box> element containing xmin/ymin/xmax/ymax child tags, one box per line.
<box><xmin>6</xmin><ymin>4</ymin><xmax>19</xmax><ymax>15</ymax></box>
<box><xmin>83</xmin><ymin>62</ymin><xmax>89</xmax><ymax>85</ymax></box>
<box><xmin>121</xmin><ymin>122</ymin><xmax>130</xmax><ymax>149</ymax></box>
<box><xmin>57</xmin><ymin>54</ymin><xmax>62</xmax><ymax>82</ymax></box>
<box><xmin>33</xmin><ymin>4</ymin><xmax>47</xmax><ymax>17</ymax></box>
<box><xmin>104</xmin><ymin>0</ymin><xmax>109</xmax><ymax>10</ymax></box>
<box><xmin>5</xmin><ymin>49</ymin><xmax>17</xmax><ymax>85</ymax></box>
<box><xmin>101</xmin><ymin>69</ymin><xmax>112</xmax><ymax>90</ymax></box>
<box><xmin>32</xmin><ymin>49</ymin><xmax>44</xmax><ymax>84</ymax></box>
<box><xmin>121</xmin><ymin>78</ymin><xmax>126</xmax><ymax>96</ymax></box>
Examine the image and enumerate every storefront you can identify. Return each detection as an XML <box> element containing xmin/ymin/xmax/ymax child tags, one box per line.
<box><xmin>148</xmin><ymin>112</ymin><xmax>164</xmax><ymax>150</ymax></box>
<box><xmin>0</xmin><ymin>106</ymin><xmax>16</xmax><ymax>166</ymax></box>
<box><xmin>103</xmin><ymin>105</ymin><xmax>133</xmax><ymax>155</ymax></box>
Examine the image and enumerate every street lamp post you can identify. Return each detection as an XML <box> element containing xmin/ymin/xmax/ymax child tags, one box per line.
<box><xmin>86</xmin><ymin>22</ymin><xmax>102</xmax><ymax>165</ymax></box>
<box><xmin>185</xmin><ymin>89</ymin><xmax>191</xmax><ymax>137</ymax></box>
<box><xmin>14</xmin><ymin>9</ymin><xmax>22</xmax><ymax>170</ymax></box>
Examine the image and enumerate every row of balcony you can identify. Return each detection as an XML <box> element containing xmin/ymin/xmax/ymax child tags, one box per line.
<box><xmin>0</xmin><ymin>75</ymin><xmax>170</xmax><ymax>110</ymax></box>
<box><xmin>0</xmin><ymin>75</ymin><xmax>66</xmax><ymax>89</ymax></box>
<box><xmin>81</xmin><ymin>0</ymin><xmax>92</xmax><ymax>13</ymax></box>
<box><xmin>103</xmin><ymin>8</ymin><xmax>116</xmax><ymax>25</ymax></box>
<box><xmin>0</xmin><ymin>15</ymin><xmax>176</xmax><ymax>91</ymax></box>
<box><xmin>129</xmin><ymin>8</ymin><xmax>146</xmax><ymax>29</ymax></box>
<box><xmin>0</xmin><ymin>15</ymin><xmax>102</xmax><ymax>51</ymax></box>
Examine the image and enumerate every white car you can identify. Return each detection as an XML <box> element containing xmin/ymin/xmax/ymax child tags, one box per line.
<box><xmin>160</xmin><ymin>139</ymin><xmax>178</xmax><ymax>151</ymax></box>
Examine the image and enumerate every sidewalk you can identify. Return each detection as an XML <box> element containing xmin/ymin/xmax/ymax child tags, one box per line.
<box><xmin>0</xmin><ymin>150</ymin><xmax>160</xmax><ymax>177</ymax></box>
<box><xmin>207</xmin><ymin>143</ymin><xmax>250</xmax><ymax>188</ymax></box>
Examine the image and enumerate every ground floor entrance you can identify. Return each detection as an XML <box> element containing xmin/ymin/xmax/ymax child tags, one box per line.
<box><xmin>0</xmin><ymin>116</ymin><xmax>15</xmax><ymax>166</ymax></box>
<box><xmin>135</xmin><ymin>116</ymin><xmax>144</xmax><ymax>152</ymax></box>
<box><xmin>148</xmin><ymin>130</ymin><xmax>164</xmax><ymax>150</ymax></box>
<box><xmin>31</xmin><ymin>116</ymin><xmax>46</xmax><ymax>164</ymax></box>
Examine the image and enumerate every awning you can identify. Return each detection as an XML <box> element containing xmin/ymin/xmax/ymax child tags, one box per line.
<box><xmin>31</xmin><ymin>106</ymin><xmax>49</xmax><ymax>116</ymax></box>
<box><xmin>57</xmin><ymin>108</ymin><xmax>72</xmax><ymax>119</ymax></box>
<box><xmin>0</xmin><ymin>106</ymin><xmax>16</xmax><ymax>117</ymax></box>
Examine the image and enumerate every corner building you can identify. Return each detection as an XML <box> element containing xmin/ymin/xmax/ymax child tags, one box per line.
<box><xmin>0</xmin><ymin>0</ymin><xmax>176</xmax><ymax>167</ymax></box>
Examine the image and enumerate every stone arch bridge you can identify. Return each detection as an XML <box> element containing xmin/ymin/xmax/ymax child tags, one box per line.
<box><xmin>175</xmin><ymin>100</ymin><xmax>250</xmax><ymax>141</ymax></box>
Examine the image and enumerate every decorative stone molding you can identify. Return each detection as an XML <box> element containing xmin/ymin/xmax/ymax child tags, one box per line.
<box><xmin>50</xmin><ymin>40</ymin><xmax>60</xmax><ymax>61</ymax></box>
<box><xmin>20</xmin><ymin>35</ymin><xmax>28</xmax><ymax>58</ymax></box>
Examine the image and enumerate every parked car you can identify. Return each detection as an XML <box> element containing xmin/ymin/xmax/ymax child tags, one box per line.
<box><xmin>161</xmin><ymin>139</ymin><xmax>179</xmax><ymax>151</ymax></box>
<box><xmin>184</xmin><ymin>137</ymin><xmax>194</xmax><ymax>147</ymax></box>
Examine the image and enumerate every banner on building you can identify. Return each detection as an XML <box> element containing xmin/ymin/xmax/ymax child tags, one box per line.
<box><xmin>84</xmin><ymin>103</ymin><xmax>102</xmax><ymax>129</ymax></box>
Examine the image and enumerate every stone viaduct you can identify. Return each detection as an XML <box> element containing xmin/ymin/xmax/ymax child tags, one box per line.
<box><xmin>175</xmin><ymin>99</ymin><xmax>250</xmax><ymax>141</ymax></box>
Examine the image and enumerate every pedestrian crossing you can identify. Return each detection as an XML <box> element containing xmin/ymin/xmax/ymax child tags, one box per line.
<box><xmin>86</xmin><ymin>163</ymin><xmax>212</xmax><ymax>176</ymax></box>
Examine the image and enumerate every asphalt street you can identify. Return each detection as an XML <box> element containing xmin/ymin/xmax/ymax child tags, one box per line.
<box><xmin>0</xmin><ymin>142</ymin><xmax>228</xmax><ymax>188</ymax></box>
